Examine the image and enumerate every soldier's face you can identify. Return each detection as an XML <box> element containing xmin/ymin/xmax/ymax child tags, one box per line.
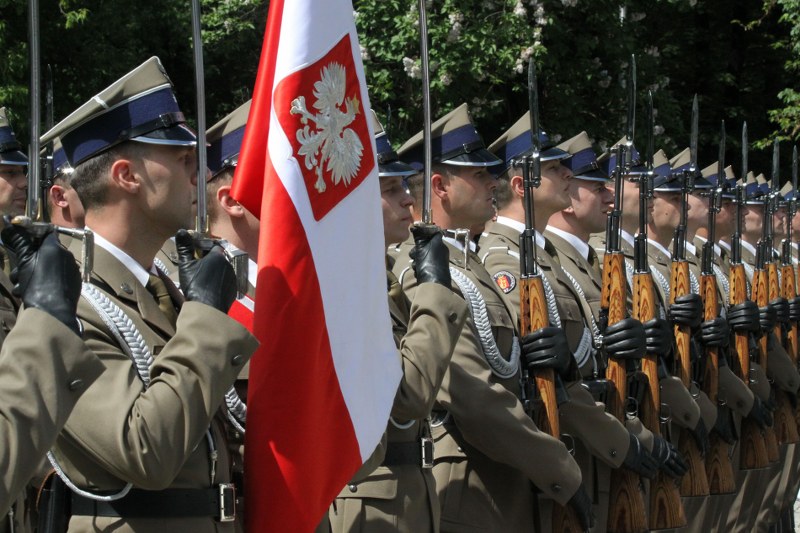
<box><xmin>568</xmin><ymin>179</ymin><xmax>613</xmax><ymax>234</ymax></box>
<box><xmin>743</xmin><ymin>204</ymin><xmax>763</xmax><ymax>238</ymax></box>
<box><xmin>536</xmin><ymin>160</ymin><xmax>572</xmax><ymax>213</ymax></box>
<box><xmin>687</xmin><ymin>192</ymin><xmax>708</xmax><ymax>227</ymax></box>
<box><xmin>137</xmin><ymin>145</ymin><xmax>198</xmax><ymax>232</ymax></box>
<box><xmin>445</xmin><ymin>165</ymin><xmax>496</xmax><ymax>227</ymax></box>
<box><xmin>717</xmin><ymin>199</ymin><xmax>735</xmax><ymax>237</ymax></box>
<box><xmin>0</xmin><ymin>164</ymin><xmax>28</xmax><ymax>217</ymax></box>
<box><xmin>773</xmin><ymin>208</ymin><xmax>786</xmax><ymax>239</ymax></box>
<box><xmin>380</xmin><ymin>175</ymin><xmax>415</xmax><ymax>245</ymax></box>
<box><xmin>651</xmin><ymin>192</ymin><xmax>682</xmax><ymax>231</ymax></box>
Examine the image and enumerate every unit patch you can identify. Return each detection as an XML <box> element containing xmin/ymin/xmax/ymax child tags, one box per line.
<box><xmin>492</xmin><ymin>271</ymin><xmax>517</xmax><ymax>293</ymax></box>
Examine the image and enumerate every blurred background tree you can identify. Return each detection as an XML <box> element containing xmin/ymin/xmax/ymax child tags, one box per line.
<box><xmin>1</xmin><ymin>0</ymin><xmax>798</xmax><ymax>175</ymax></box>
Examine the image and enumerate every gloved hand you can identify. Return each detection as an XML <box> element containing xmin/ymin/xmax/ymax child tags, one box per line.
<box><xmin>409</xmin><ymin>224</ymin><xmax>450</xmax><ymax>287</ymax></box>
<box><xmin>644</xmin><ymin>317</ymin><xmax>672</xmax><ymax>355</ymax></box>
<box><xmin>2</xmin><ymin>224</ymin><xmax>81</xmax><ymax>335</ymax></box>
<box><xmin>689</xmin><ymin>418</ymin><xmax>710</xmax><ymax>458</ymax></box>
<box><xmin>759</xmin><ymin>304</ymin><xmax>777</xmax><ymax>332</ymax></box>
<box><xmin>176</xmin><ymin>229</ymin><xmax>237</xmax><ymax>313</ymax></box>
<box><xmin>728</xmin><ymin>301</ymin><xmax>760</xmax><ymax>333</ymax></box>
<box><xmin>520</xmin><ymin>326</ymin><xmax>572</xmax><ymax>379</ymax></box>
<box><xmin>567</xmin><ymin>483</ymin><xmax>594</xmax><ymax>531</ymax></box>
<box><xmin>622</xmin><ymin>432</ymin><xmax>659</xmax><ymax>479</ymax></box>
<box><xmin>700</xmin><ymin>316</ymin><xmax>730</xmax><ymax>347</ymax></box>
<box><xmin>769</xmin><ymin>297</ymin><xmax>789</xmax><ymax>324</ymax></box>
<box><xmin>714</xmin><ymin>406</ymin><xmax>737</xmax><ymax>445</ymax></box>
<box><xmin>603</xmin><ymin>317</ymin><xmax>646</xmax><ymax>359</ymax></box>
<box><xmin>651</xmin><ymin>434</ymin><xmax>688</xmax><ymax>478</ymax></box>
<box><xmin>747</xmin><ymin>396</ymin><xmax>773</xmax><ymax>429</ymax></box>
<box><xmin>789</xmin><ymin>296</ymin><xmax>800</xmax><ymax>322</ymax></box>
<box><xmin>669</xmin><ymin>293</ymin><xmax>703</xmax><ymax>329</ymax></box>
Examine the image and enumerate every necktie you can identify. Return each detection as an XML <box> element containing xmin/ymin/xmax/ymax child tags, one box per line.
<box><xmin>146</xmin><ymin>273</ymin><xmax>179</xmax><ymax>327</ymax></box>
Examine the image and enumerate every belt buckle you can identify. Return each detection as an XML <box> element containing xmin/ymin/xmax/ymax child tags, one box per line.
<box><xmin>421</xmin><ymin>437</ymin><xmax>434</xmax><ymax>469</ymax></box>
<box><xmin>218</xmin><ymin>483</ymin><xmax>236</xmax><ymax>523</ymax></box>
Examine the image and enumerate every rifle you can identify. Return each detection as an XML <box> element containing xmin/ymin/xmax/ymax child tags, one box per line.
<box><xmin>733</xmin><ymin>123</ymin><xmax>772</xmax><ymax>469</ymax></box>
<box><xmin>515</xmin><ymin>58</ymin><xmax>583</xmax><ymax>533</ymax></box>
<box><xmin>701</xmin><ymin>120</ymin><xmax>736</xmax><ymax>494</ymax></box>
<box><xmin>600</xmin><ymin>56</ymin><xmax>649</xmax><ymax>533</ymax></box>
<box><xmin>189</xmin><ymin>0</ymin><xmax>248</xmax><ymax>296</ymax></box>
<box><xmin>784</xmin><ymin>147</ymin><xmax>799</xmax><ymax>365</ymax></box>
<box><xmin>634</xmin><ymin>91</ymin><xmax>686</xmax><ymax>529</ymax></box>
<box><xmin>767</xmin><ymin>141</ymin><xmax>800</xmax><ymax>445</ymax></box>
<box><xmin>670</xmin><ymin>95</ymin><xmax>710</xmax><ymax>497</ymax></box>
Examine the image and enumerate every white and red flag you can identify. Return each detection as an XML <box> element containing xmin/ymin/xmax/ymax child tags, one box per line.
<box><xmin>231</xmin><ymin>1</ymin><xmax>400</xmax><ymax>532</ymax></box>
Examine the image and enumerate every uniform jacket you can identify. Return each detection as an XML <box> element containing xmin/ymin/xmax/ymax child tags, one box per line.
<box><xmin>54</xmin><ymin>239</ymin><xmax>258</xmax><ymax>533</ymax></box>
<box><xmin>329</xmin><ymin>266</ymin><xmax>467</xmax><ymax>533</ymax></box>
<box><xmin>390</xmin><ymin>237</ymin><xmax>581</xmax><ymax>533</ymax></box>
<box><xmin>0</xmin><ymin>309</ymin><xmax>104</xmax><ymax>516</ymax></box>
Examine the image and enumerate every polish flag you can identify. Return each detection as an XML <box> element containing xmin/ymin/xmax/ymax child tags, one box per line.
<box><xmin>230</xmin><ymin>1</ymin><xmax>400</xmax><ymax>532</ymax></box>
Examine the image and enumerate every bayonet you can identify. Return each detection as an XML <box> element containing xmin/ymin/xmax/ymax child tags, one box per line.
<box><xmin>26</xmin><ymin>0</ymin><xmax>41</xmax><ymax>222</ymax></box>
<box><xmin>418</xmin><ymin>0</ymin><xmax>433</xmax><ymax>225</ymax></box>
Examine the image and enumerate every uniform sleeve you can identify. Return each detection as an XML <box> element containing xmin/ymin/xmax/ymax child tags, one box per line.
<box><xmin>718</xmin><ymin>365</ymin><xmax>754</xmax><ymax>417</ymax></box>
<box><xmin>560</xmin><ymin>381</ymin><xmax>631</xmax><ymax>469</ymax></box>
<box><xmin>660</xmin><ymin>375</ymin><xmax>701</xmax><ymax>430</ymax></box>
<box><xmin>766</xmin><ymin>334</ymin><xmax>800</xmax><ymax>394</ymax></box>
<box><xmin>400</xmin><ymin>268</ymin><xmax>582</xmax><ymax>506</ymax></box>
<box><xmin>0</xmin><ymin>308</ymin><xmax>105</xmax><ymax>515</ymax></box>
<box><xmin>392</xmin><ymin>283</ymin><xmax>468</xmax><ymax>422</ymax></box>
<box><xmin>59</xmin><ymin>301</ymin><xmax>258</xmax><ymax>489</ymax></box>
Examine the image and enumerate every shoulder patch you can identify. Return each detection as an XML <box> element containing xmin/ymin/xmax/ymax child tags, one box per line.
<box><xmin>492</xmin><ymin>271</ymin><xmax>517</xmax><ymax>293</ymax></box>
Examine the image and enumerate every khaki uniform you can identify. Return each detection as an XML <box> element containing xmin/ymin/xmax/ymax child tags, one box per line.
<box><xmin>155</xmin><ymin>238</ymin><xmax>181</xmax><ymax>283</ymax></box>
<box><xmin>481</xmin><ymin>222</ymin><xmax>634</xmax><ymax>533</ymax></box>
<box><xmin>0</xmin><ymin>308</ymin><xmax>105</xmax><ymax>516</ymax></box>
<box><xmin>51</xmin><ymin>241</ymin><xmax>258</xmax><ymax>533</ymax></box>
<box><xmin>390</xmin><ymin>237</ymin><xmax>581</xmax><ymax>533</ymax></box>
<box><xmin>329</xmin><ymin>268</ymin><xmax>467</xmax><ymax>533</ymax></box>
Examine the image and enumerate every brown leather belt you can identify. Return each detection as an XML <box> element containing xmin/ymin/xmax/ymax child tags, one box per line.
<box><xmin>70</xmin><ymin>484</ymin><xmax>236</xmax><ymax>522</ymax></box>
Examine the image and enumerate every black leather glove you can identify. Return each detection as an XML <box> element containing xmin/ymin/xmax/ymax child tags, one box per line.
<box><xmin>714</xmin><ymin>405</ymin><xmax>737</xmax><ymax>445</ymax></box>
<box><xmin>759</xmin><ymin>304</ymin><xmax>777</xmax><ymax>332</ymax></box>
<box><xmin>604</xmin><ymin>317</ymin><xmax>647</xmax><ymax>359</ymax></box>
<box><xmin>789</xmin><ymin>296</ymin><xmax>800</xmax><ymax>322</ymax></box>
<box><xmin>644</xmin><ymin>317</ymin><xmax>672</xmax><ymax>355</ymax></box>
<box><xmin>700</xmin><ymin>316</ymin><xmax>730</xmax><ymax>347</ymax></box>
<box><xmin>651</xmin><ymin>434</ymin><xmax>688</xmax><ymax>478</ymax></box>
<box><xmin>176</xmin><ymin>229</ymin><xmax>237</xmax><ymax>313</ymax></box>
<box><xmin>2</xmin><ymin>225</ymin><xmax>81</xmax><ymax>335</ymax></box>
<box><xmin>520</xmin><ymin>326</ymin><xmax>572</xmax><ymax>379</ymax></box>
<box><xmin>622</xmin><ymin>432</ymin><xmax>659</xmax><ymax>479</ymax></box>
<box><xmin>669</xmin><ymin>293</ymin><xmax>703</xmax><ymax>329</ymax></box>
<box><xmin>747</xmin><ymin>396</ymin><xmax>773</xmax><ymax>429</ymax></box>
<box><xmin>689</xmin><ymin>418</ymin><xmax>710</xmax><ymax>458</ymax></box>
<box><xmin>728</xmin><ymin>301</ymin><xmax>760</xmax><ymax>333</ymax></box>
<box><xmin>409</xmin><ymin>224</ymin><xmax>450</xmax><ymax>287</ymax></box>
<box><xmin>770</xmin><ymin>297</ymin><xmax>790</xmax><ymax>324</ymax></box>
<box><xmin>567</xmin><ymin>483</ymin><xmax>594</xmax><ymax>531</ymax></box>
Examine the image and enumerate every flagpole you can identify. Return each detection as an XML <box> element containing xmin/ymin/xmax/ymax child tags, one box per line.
<box><xmin>191</xmin><ymin>0</ymin><xmax>208</xmax><ymax>235</ymax></box>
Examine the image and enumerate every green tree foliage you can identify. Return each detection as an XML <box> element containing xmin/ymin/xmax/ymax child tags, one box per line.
<box><xmin>0</xmin><ymin>0</ymin><xmax>797</xmax><ymax>174</ymax></box>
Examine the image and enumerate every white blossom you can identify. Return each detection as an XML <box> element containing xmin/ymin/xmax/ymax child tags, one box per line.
<box><xmin>514</xmin><ymin>1</ymin><xmax>527</xmax><ymax>18</ymax></box>
<box><xmin>448</xmin><ymin>22</ymin><xmax>462</xmax><ymax>42</ymax></box>
<box><xmin>521</xmin><ymin>45</ymin><xmax>535</xmax><ymax>61</ymax></box>
<box><xmin>561</xmin><ymin>0</ymin><xmax>578</xmax><ymax>6</ymax></box>
<box><xmin>645</xmin><ymin>46</ymin><xmax>660</xmax><ymax>57</ymax></box>
<box><xmin>403</xmin><ymin>57</ymin><xmax>421</xmax><ymax>79</ymax></box>
<box><xmin>689</xmin><ymin>0</ymin><xmax>697</xmax><ymax>6</ymax></box>
<box><xmin>449</xmin><ymin>12</ymin><xmax>464</xmax><ymax>24</ymax></box>
<box><xmin>630</xmin><ymin>12</ymin><xmax>646</xmax><ymax>22</ymax></box>
<box><xmin>440</xmin><ymin>72</ymin><xmax>453</xmax><ymax>86</ymax></box>
<box><xmin>360</xmin><ymin>44</ymin><xmax>370</xmax><ymax>61</ymax></box>
<box><xmin>654</xmin><ymin>125</ymin><xmax>665</xmax><ymax>135</ymax></box>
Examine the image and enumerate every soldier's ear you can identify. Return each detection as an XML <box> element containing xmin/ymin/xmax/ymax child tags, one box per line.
<box><xmin>110</xmin><ymin>157</ymin><xmax>139</xmax><ymax>194</ymax></box>
<box><xmin>218</xmin><ymin>184</ymin><xmax>245</xmax><ymax>218</ymax></box>
<box><xmin>509</xmin><ymin>174</ymin><xmax>524</xmax><ymax>198</ymax></box>
<box><xmin>49</xmin><ymin>185</ymin><xmax>69</xmax><ymax>207</ymax></box>
<box><xmin>431</xmin><ymin>172</ymin><xmax>448</xmax><ymax>199</ymax></box>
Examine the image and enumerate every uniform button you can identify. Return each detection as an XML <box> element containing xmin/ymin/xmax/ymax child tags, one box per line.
<box><xmin>457</xmin><ymin>446</ymin><xmax>463</xmax><ymax>453</ymax></box>
<box><xmin>610</xmin><ymin>449</ymin><xmax>617</xmax><ymax>458</ymax></box>
<box><xmin>231</xmin><ymin>354</ymin><xmax>245</xmax><ymax>366</ymax></box>
<box><xmin>68</xmin><ymin>379</ymin><xmax>84</xmax><ymax>391</ymax></box>
<box><xmin>551</xmin><ymin>484</ymin><xmax>561</xmax><ymax>492</ymax></box>
<box><xmin>348</xmin><ymin>484</ymin><xmax>357</xmax><ymax>493</ymax></box>
<box><xmin>120</xmin><ymin>283</ymin><xmax>133</xmax><ymax>294</ymax></box>
<box><xmin>448</xmin><ymin>313</ymin><xmax>458</xmax><ymax>323</ymax></box>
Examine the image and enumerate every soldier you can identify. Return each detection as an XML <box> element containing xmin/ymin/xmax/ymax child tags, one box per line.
<box><xmin>0</xmin><ymin>108</ymin><xmax>28</xmax><ymax>219</ymax></box>
<box><xmin>390</xmin><ymin>104</ymin><xmax>590</xmax><ymax>532</ymax></box>
<box><xmin>0</xmin><ymin>226</ymin><xmax>105</xmax><ymax>516</ymax></box>
<box><xmin>324</xmin><ymin>111</ymin><xmax>467</xmax><ymax>533</ymax></box>
<box><xmin>45</xmin><ymin>142</ymin><xmax>84</xmax><ymax>228</ymax></box>
<box><xmin>38</xmin><ymin>57</ymin><xmax>258</xmax><ymax>532</ymax></box>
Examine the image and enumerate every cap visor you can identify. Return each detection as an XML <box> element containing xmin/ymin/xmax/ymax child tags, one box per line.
<box><xmin>443</xmin><ymin>148</ymin><xmax>502</xmax><ymax>167</ymax></box>
<box><xmin>379</xmin><ymin>160</ymin><xmax>418</xmax><ymax>177</ymax></box>
<box><xmin>132</xmin><ymin>123</ymin><xmax>198</xmax><ymax>146</ymax></box>
<box><xmin>0</xmin><ymin>151</ymin><xmax>29</xmax><ymax>165</ymax></box>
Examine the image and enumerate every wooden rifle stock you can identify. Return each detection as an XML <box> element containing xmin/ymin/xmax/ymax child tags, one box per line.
<box><xmin>730</xmin><ymin>263</ymin><xmax>771</xmax><ymax>468</ymax></box>
<box><xmin>601</xmin><ymin>252</ymin><xmax>648</xmax><ymax>533</ymax></box>
<box><xmin>669</xmin><ymin>260</ymin><xmax>710</xmax><ymax>496</ymax></box>
<box><xmin>782</xmin><ymin>262</ymin><xmax>799</xmax><ymax>362</ymax></box>
<box><xmin>753</xmin><ymin>267</ymin><xmax>782</xmax><ymax>460</ymax></box>
<box><xmin>773</xmin><ymin>261</ymin><xmax>800</xmax><ymax>444</ymax></box>
<box><xmin>700</xmin><ymin>273</ymin><xmax>736</xmax><ymax>494</ymax></box>
<box><xmin>520</xmin><ymin>273</ymin><xmax>584</xmax><ymax>532</ymax></box>
<box><xmin>632</xmin><ymin>270</ymin><xmax>686</xmax><ymax>529</ymax></box>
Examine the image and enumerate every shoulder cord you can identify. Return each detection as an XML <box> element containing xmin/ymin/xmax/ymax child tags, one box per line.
<box><xmin>48</xmin><ymin>283</ymin><xmax>216</xmax><ymax>501</ymax></box>
<box><xmin>689</xmin><ymin>270</ymin><xmax>700</xmax><ymax>296</ymax></box>
<box><xmin>449</xmin><ymin>266</ymin><xmax>521</xmax><ymax>379</ymax></box>
<box><xmin>743</xmin><ymin>263</ymin><xmax>754</xmax><ymax>299</ymax></box>
<box><xmin>153</xmin><ymin>257</ymin><xmax>170</xmax><ymax>277</ymax></box>
<box><xmin>712</xmin><ymin>264</ymin><xmax>730</xmax><ymax>319</ymax></box>
<box><xmin>558</xmin><ymin>267</ymin><xmax>600</xmax><ymax>372</ymax></box>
